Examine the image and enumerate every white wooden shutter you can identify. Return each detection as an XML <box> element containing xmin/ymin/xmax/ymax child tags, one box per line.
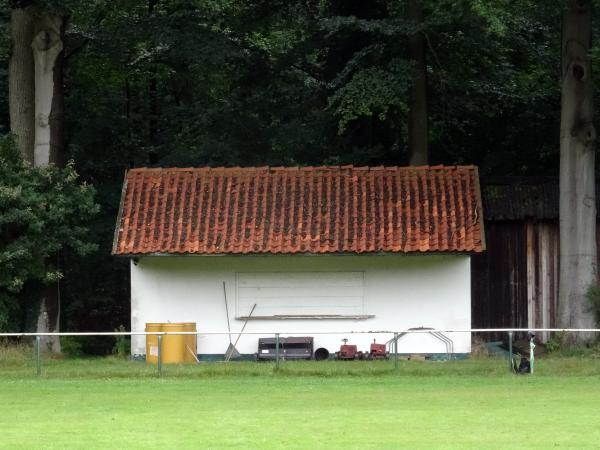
<box><xmin>236</xmin><ymin>272</ymin><xmax>365</xmax><ymax>317</ymax></box>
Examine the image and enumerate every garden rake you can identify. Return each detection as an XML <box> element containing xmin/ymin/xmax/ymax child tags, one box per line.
<box><xmin>223</xmin><ymin>281</ymin><xmax>241</xmax><ymax>361</ymax></box>
<box><xmin>225</xmin><ymin>303</ymin><xmax>257</xmax><ymax>362</ymax></box>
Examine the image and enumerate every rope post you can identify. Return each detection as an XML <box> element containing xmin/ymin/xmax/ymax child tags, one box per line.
<box><xmin>275</xmin><ymin>333</ymin><xmax>280</xmax><ymax>370</ymax></box>
<box><xmin>529</xmin><ymin>334</ymin><xmax>535</xmax><ymax>375</ymax></box>
<box><xmin>508</xmin><ymin>331</ymin><xmax>513</xmax><ymax>373</ymax></box>
<box><xmin>394</xmin><ymin>332</ymin><xmax>399</xmax><ymax>370</ymax></box>
<box><xmin>157</xmin><ymin>335</ymin><xmax>163</xmax><ymax>377</ymax></box>
<box><xmin>35</xmin><ymin>336</ymin><xmax>42</xmax><ymax>377</ymax></box>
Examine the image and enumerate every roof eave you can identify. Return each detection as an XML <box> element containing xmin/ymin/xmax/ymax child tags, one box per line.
<box><xmin>115</xmin><ymin>250</ymin><xmax>480</xmax><ymax>258</ymax></box>
<box><xmin>111</xmin><ymin>170</ymin><xmax>129</xmax><ymax>256</ymax></box>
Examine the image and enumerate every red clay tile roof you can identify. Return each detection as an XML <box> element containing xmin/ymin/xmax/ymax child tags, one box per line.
<box><xmin>112</xmin><ymin>165</ymin><xmax>485</xmax><ymax>255</ymax></box>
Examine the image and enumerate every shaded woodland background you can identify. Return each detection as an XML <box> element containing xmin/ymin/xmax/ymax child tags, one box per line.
<box><xmin>1</xmin><ymin>0</ymin><xmax>599</xmax><ymax>353</ymax></box>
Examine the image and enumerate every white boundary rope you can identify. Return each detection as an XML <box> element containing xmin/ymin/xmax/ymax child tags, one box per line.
<box><xmin>0</xmin><ymin>328</ymin><xmax>599</xmax><ymax>337</ymax></box>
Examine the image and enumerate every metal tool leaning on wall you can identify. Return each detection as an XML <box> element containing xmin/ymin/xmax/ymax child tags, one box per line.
<box><xmin>225</xmin><ymin>303</ymin><xmax>257</xmax><ymax>362</ymax></box>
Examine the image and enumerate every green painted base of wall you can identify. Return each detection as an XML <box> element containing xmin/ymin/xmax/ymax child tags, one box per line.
<box><xmin>132</xmin><ymin>353</ymin><xmax>469</xmax><ymax>362</ymax></box>
<box><xmin>198</xmin><ymin>354</ymin><xmax>256</xmax><ymax>362</ymax></box>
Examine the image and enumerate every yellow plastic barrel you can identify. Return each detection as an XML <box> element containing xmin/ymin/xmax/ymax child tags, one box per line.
<box><xmin>145</xmin><ymin>323</ymin><xmax>163</xmax><ymax>364</ymax></box>
<box><xmin>182</xmin><ymin>322</ymin><xmax>197</xmax><ymax>363</ymax></box>
<box><xmin>145</xmin><ymin>322</ymin><xmax>197</xmax><ymax>364</ymax></box>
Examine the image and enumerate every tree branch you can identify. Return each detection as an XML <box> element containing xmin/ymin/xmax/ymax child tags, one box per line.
<box><xmin>64</xmin><ymin>10</ymin><xmax>107</xmax><ymax>61</ymax></box>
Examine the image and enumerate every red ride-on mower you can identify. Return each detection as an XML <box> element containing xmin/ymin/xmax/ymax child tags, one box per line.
<box><xmin>335</xmin><ymin>339</ymin><xmax>364</xmax><ymax>360</ymax></box>
<box><xmin>365</xmin><ymin>339</ymin><xmax>389</xmax><ymax>360</ymax></box>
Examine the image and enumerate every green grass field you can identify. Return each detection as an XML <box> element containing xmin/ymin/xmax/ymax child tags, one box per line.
<box><xmin>1</xmin><ymin>352</ymin><xmax>600</xmax><ymax>449</ymax></box>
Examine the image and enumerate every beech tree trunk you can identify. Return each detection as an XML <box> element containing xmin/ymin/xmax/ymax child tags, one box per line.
<box><xmin>9</xmin><ymin>4</ymin><xmax>35</xmax><ymax>164</ymax></box>
<box><xmin>558</xmin><ymin>0</ymin><xmax>597</xmax><ymax>343</ymax></box>
<box><xmin>33</xmin><ymin>13</ymin><xmax>65</xmax><ymax>353</ymax></box>
<box><xmin>36</xmin><ymin>287</ymin><xmax>61</xmax><ymax>354</ymax></box>
<box><xmin>147</xmin><ymin>0</ymin><xmax>159</xmax><ymax>163</ymax></box>
<box><xmin>407</xmin><ymin>0</ymin><xmax>428</xmax><ymax>166</ymax></box>
<box><xmin>32</xmin><ymin>13</ymin><xmax>63</xmax><ymax>166</ymax></box>
<box><xmin>9</xmin><ymin>4</ymin><xmax>66</xmax><ymax>352</ymax></box>
<box><xmin>49</xmin><ymin>16</ymin><xmax>66</xmax><ymax>166</ymax></box>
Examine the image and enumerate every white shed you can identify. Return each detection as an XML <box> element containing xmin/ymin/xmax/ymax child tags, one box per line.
<box><xmin>113</xmin><ymin>165</ymin><xmax>485</xmax><ymax>359</ymax></box>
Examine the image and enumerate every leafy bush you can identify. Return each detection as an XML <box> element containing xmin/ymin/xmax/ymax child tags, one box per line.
<box><xmin>545</xmin><ymin>332</ymin><xmax>565</xmax><ymax>353</ymax></box>
<box><xmin>61</xmin><ymin>337</ymin><xmax>84</xmax><ymax>357</ymax></box>
<box><xmin>112</xmin><ymin>325</ymin><xmax>131</xmax><ymax>358</ymax></box>
<box><xmin>0</xmin><ymin>134</ymin><xmax>99</xmax><ymax>330</ymax></box>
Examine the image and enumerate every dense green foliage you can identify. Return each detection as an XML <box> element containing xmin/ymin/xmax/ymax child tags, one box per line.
<box><xmin>0</xmin><ymin>136</ymin><xmax>98</xmax><ymax>331</ymax></box>
<box><xmin>1</xmin><ymin>1</ymin><xmax>599</xmax><ymax>346</ymax></box>
<box><xmin>60</xmin><ymin>0</ymin><xmax>567</xmax><ymax>171</ymax></box>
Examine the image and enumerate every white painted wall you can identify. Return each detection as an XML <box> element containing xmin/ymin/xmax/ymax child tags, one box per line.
<box><xmin>130</xmin><ymin>254</ymin><xmax>472</xmax><ymax>356</ymax></box>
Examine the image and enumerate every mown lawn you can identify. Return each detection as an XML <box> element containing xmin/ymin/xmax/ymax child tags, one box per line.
<box><xmin>1</xmin><ymin>354</ymin><xmax>600</xmax><ymax>449</ymax></box>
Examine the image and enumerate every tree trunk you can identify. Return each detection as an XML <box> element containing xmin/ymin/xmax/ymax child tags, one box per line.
<box><xmin>49</xmin><ymin>16</ymin><xmax>66</xmax><ymax>167</ymax></box>
<box><xmin>32</xmin><ymin>13</ymin><xmax>63</xmax><ymax>166</ymax></box>
<box><xmin>8</xmin><ymin>5</ymin><xmax>35</xmax><ymax>164</ymax></box>
<box><xmin>8</xmin><ymin>5</ymin><xmax>66</xmax><ymax>352</ymax></box>
<box><xmin>558</xmin><ymin>0</ymin><xmax>597</xmax><ymax>343</ymax></box>
<box><xmin>407</xmin><ymin>0</ymin><xmax>428</xmax><ymax>166</ymax></box>
<box><xmin>32</xmin><ymin>12</ymin><xmax>65</xmax><ymax>353</ymax></box>
<box><xmin>37</xmin><ymin>285</ymin><xmax>61</xmax><ymax>353</ymax></box>
<box><xmin>148</xmin><ymin>0</ymin><xmax>159</xmax><ymax>163</ymax></box>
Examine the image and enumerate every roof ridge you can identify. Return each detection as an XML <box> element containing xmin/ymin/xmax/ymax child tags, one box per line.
<box><xmin>127</xmin><ymin>164</ymin><xmax>479</xmax><ymax>173</ymax></box>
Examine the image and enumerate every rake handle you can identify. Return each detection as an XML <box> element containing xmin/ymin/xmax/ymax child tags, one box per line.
<box><xmin>223</xmin><ymin>281</ymin><xmax>232</xmax><ymax>345</ymax></box>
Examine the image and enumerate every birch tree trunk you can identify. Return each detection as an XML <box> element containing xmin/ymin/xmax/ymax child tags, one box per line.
<box><xmin>558</xmin><ymin>0</ymin><xmax>597</xmax><ymax>343</ymax></box>
<box><xmin>407</xmin><ymin>0</ymin><xmax>428</xmax><ymax>166</ymax></box>
<box><xmin>8</xmin><ymin>4</ymin><xmax>35</xmax><ymax>164</ymax></box>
